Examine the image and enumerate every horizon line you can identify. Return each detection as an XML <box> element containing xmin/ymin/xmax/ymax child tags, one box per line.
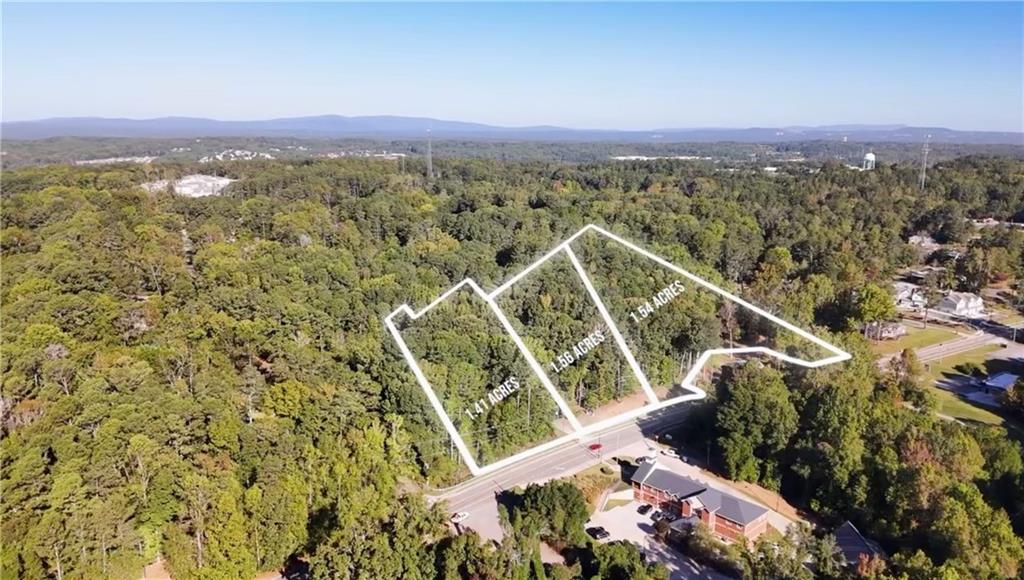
<box><xmin>3</xmin><ymin>114</ymin><xmax>1022</xmax><ymax>136</ymax></box>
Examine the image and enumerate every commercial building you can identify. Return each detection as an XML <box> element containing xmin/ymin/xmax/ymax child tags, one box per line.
<box><xmin>631</xmin><ymin>462</ymin><xmax>770</xmax><ymax>542</ymax></box>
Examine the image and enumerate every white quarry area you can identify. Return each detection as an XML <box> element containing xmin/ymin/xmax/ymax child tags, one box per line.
<box><xmin>141</xmin><ymin>174</ymin><xmax>235</xmax><ymax>197</ymax></box>
<box><xmin>199</xmin><ymin>149</ymin><xmax>275</xmax><ymax>163</ymax></box>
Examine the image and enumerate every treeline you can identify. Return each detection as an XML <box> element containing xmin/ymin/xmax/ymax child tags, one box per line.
<box><xmin>676</xmin><ymin>347</ymin><xmax>1024</xmax><ymax>578</ymax></box>
<box><xmin>1</xmin><ymin>155</ymin><xmax>1022</xmax><ymax>578</ymax></box>
<box><xmin>4</xmin><ymin>136</ymin><xmax>1023</xmax><ymax>169</ymax></box>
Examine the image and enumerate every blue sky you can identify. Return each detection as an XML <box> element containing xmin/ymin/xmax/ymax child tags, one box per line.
<box><xmin>3</xmin><ymin>2</ymin><xmax>1021</xmax><ymax>131</ymax></box>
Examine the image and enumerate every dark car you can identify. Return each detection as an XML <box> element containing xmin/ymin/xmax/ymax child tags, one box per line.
<box><xmin>586</xmin><ymin>526</ymin><xmax>610</xmax><ymax>540</ymax></box>
<box><xmin>650</xmin><ymin>510</ymin><xmax>665</xmax><ymax>521</ymax></box>
<box><xmin>637</xmin><ymin>504</ymin><xmax>653</xmax><ymax>515</ymax></box>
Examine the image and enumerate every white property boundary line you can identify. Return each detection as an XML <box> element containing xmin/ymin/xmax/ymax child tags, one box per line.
<box><xmin>384</xmin><ymin>224</ymin><xmax>851</xmax><ymax>477</ymax></box>
<box><xmin>564</xmin><ymin>245</ymin><xmax>660</xmax><ymax>404</ymax></box>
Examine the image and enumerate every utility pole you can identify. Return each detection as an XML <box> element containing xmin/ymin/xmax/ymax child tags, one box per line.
<box><xmin>918</xmin><ymin>135</ymin><xmax>931</xmax><ymax>191</ymax></box>
<box><xmin>526</xmin><ymin>380</ymin><xmax>532</xmax><ymax>428</ymax></box>
<box><xmin>426</xmin><ymin>128</ymin><xmax>433</xmax><ymax>181</ymax></box>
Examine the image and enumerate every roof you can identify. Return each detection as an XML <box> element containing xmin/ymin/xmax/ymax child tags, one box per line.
<box><xmin>835</xmin><ymin>521</ymin><xmax>884</xmax><ymax>566</ymax></box>
<box><xmin>631</xmin><ymin>464</ymin><xmax>768</xmax><ymax>525</ymax></box>
<box><xmin>631</xmin><ymin>463</ymin><xmax>706</xmax><ymax>500</ymax></box>
<box><xmin>893</xmin><ymin>281</ymin><xmax>920</xmax><ymax>292</ymax></box>
<box><xmin>696</xmin><ymin>488</ymin><xmax>769</xmax><ymax>525</ymax></box>
<box><xmin>984</xmin><ymin>372</ymin><xmax>1019</xmax><ymax>391</ymax></box>
<box><xmin>941</xmin><ymin>292</ymin><xmax>982</xmax><ymax>305</ymax></box>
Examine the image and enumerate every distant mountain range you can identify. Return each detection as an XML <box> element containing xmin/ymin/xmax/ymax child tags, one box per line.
<box><xmin>3</xmin><ymin>115</ymin><xmax>1021</xmax><ymax>144</ymax></box>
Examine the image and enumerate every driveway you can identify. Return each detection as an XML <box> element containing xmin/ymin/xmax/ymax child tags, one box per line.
<box><xmin>451</xmin><ymin>438</ymin><xmax>655</xmax><ymax>544</ymax></box>
<box><xmin>588</xmin><ymin>501</ymin><xmax>731</xmax><ymax>580</ymax></box>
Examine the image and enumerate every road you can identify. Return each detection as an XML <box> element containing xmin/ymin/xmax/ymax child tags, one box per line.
<box><xmin>914</xmin><ymin>330</ymin><xmax>998</xmax><ymax>363</ymax></box>
<box><xmin>434</xmin><ymin>404</ymin><xmax>691</xmax><ymax>514</ymax></box>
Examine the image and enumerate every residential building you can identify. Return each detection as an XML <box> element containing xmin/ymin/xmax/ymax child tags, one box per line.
<box><xmin>904</xmin><ymin>265</ymin><xmax>945</xmax><ymax>284</ymax></box>
<box><xmin>863</xmin><ymin>321</ymin><xmax>907</xmax><ymax>340</ymax></box>
<box><xmin>835</xmin><ymin>521</ymin><xmax>885</xmax><ymax>569</ymax></box>
<box><xmin>907</xmin><ymin>234</ymin><xmax>940</xmax><ymax>250</ymax></box>
<box><xmin>893</xmin><ymin>282</ymin><xmax>926</xmax><ymax>309</ymax></box>
<box><xmin>631</xmin><ymin>462</ymin><xmax>770</xmax><ymax>542</ymax></box>
<box><xmin>936</xmin><ymin>292</ymin><xmax>985</xmax><ymax>318</ymax></box>
<box><xmin>982</xmin><ymin>372</ymin><xmax>1019</xmax><ymax>395</ymax></box>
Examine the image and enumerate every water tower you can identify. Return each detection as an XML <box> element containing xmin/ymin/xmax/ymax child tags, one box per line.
<box><xmin>862</xmin><ymin>152</ymin><xmax>876</xmax><ymax>171</ymax></box>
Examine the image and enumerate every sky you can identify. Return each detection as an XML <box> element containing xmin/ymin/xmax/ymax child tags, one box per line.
<box><xmin>2</xmin><ymin>2</ymin><xmax>1022</xmax><ymax>132</ymax></box>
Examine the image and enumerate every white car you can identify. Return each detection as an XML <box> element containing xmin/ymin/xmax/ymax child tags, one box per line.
<box><xmin>637</xmin><ymin>455</ymin><xmax>657</xmax><ymax>464</ymax></box>
<box><xmin>661</xmin><ymin>449</ymin><xmax>679</xmax><ymax>459</ymax></box>
<box><xmin>450</xmin><ymin>512</ymin><xmax>470</xmax><ymax>524</ymax></box>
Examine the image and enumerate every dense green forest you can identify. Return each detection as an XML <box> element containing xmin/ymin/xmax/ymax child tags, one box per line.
<box><xmin>2</xmin><ymin>154</ymin><xmax>1023</xmax><ymax>579</ymax></box>
<box><xmin>400</xmin><ymin>289</ymin><xmax>562</xmax><ymax>464</ymax></box>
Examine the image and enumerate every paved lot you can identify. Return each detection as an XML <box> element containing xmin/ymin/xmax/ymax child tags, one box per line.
<box><xmin>451</xmin><ymin>437</ymin><xmax>654</xmax><ymax>543</ymax></box>
<box><xmin>435</xmin><ymin>405</ymin><xmax>797</xmax><ymax>579</ymax></box>
<box><xmin>588</xmin><ymin>502</ymin><xmax>730</xmax><ymax>580</ymax></box>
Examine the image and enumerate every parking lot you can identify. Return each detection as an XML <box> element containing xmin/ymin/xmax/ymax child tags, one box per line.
<box><xmin>587</xmin><ymin>500</ymin><xmax>730</xmax><ymax>580</ymax></box>
<box><xmin>445</xmin><ymin>437</ymin><xmax>796</xmax><ymax>577</ymax></box>
<box><xmin>580</xmin><ymin>450</ymin><xmax>801</xmax><ymax>579</ymax></box>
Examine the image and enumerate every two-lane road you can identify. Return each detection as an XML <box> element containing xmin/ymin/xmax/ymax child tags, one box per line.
<box><xmin>434</xmin><ymin>404</ymin><xmax>693</xmax><ymax>512</ymax></box>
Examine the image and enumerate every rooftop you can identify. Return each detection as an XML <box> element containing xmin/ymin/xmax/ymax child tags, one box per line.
<box><xmin>984</xmin><ymin>372</ymin><xmax>1019</xmax><ymax>391</ymax></box>
<box><xmin>631</xmin><ymin>462</ymin><xmax>706</xmax><ymax>499</ymax></box>
<box><xmin>835</xmin><ymin>521</ymin><xmax>884</xmax><ymax>566</ymax></box>
<box><xmin>632</xmin><ymin>463</ymin><xmax>769</xmax><ymax>525</ymax></box>
<box><xmin>942</xmin><ymin>291</ymin><xmax>982</xmax><ymax>303</ymax></box>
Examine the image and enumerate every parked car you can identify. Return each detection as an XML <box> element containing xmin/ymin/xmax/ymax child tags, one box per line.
<box><xmin>637</xmin><ymin>455</ymin><xmax>657</xmax><ymax>464</ymax></box>
<box><xmin>586</xmin><ymin>526</ymin><xmax>610</xmax><ymax>540</ymax></box>
<box><xmin>637</xmin><ymin>504</ymin><xmax>653</xmax><ymax>515</ymax></box>
<box><xmin>588</xmin><ymin>443</ymin><xmax>603</xmax><ymax>452</ymax></box>
<box><xmin>650</xmin><ymin>510</ymin><xmax>665</xmax><ymax>521</ymax></box>
<box><xmin>661</xmin><ymin>448</ymin><xmax>679</xmax><ymax>459</ymax></box>
<box><xmin>450</xmin><ymin>512</ymin><xmax>469</xmax><ymax>524</ymax></box>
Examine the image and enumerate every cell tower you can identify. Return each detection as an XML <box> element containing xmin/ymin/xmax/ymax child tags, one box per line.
<box><xmin>918</xmin><ymin>135</ymin><xmax>931</xmax><ymax>191</ymax></box>
<box><xmin>426</xmin><ymin>128</ymin><xmax>433</xmax><ymax>181</ymax></box>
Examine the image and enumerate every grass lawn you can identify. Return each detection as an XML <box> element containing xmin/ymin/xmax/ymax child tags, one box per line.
<box><xmin>924</xmin><ymin>344</ymin><xmax>1004</xmax><ymax>383</ymax></box>
<box><xmin>924</xmin><ymin>344</ymin><xmax>1005</xmax><ymax>425</ymax></box>
<box><xmin>568</xmin><ymin>464</ymin><xmax>620</xmax><ymax>512</ymax></box>
<box><xmin>991</xmin><ymin>305</ymin><xmax>1024</xmax><ymax>327</ymax></box>
<box><xmin>871</xmin><ymin>325</ymin><xmax>959</xmax><ymax>356</ymax></box>
<box><xmin>602</xmin><ymin>498</ymin><xmax>631</xmax><ymax>511</ymax></box>
<box><xmin>927</xmin><ymin>385</ymin><xmax>1004</xmax><ymax>425</ymax></box>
